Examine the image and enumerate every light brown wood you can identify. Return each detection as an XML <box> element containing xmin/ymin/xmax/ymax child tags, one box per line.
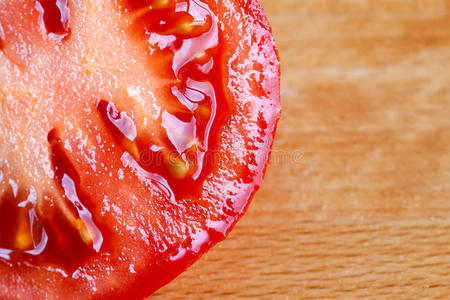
<box><xmin>152</xmin><ymin>0</ymin><xmax>450</xmax><ymax>298</ymax></box>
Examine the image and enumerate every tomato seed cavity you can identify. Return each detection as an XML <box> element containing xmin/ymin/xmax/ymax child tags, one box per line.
<box><xmin>0</xmin><ymin>185</ymin><xmax>46</xmax><ymax>260</ymax></box>
<box><xmin>47</xmin><ymin>129</ymin><xmax>104</xmax><ymax>254</ymax></box>
<box><xmin>0</xmin><ymin>130</ymin><xmax>104</xmax><ymax>268</ymax></box>
<box><xmin>0</xmin><ymin>23</ymin><xmax>4</xmax><ymax>51</ymax></box>
<box><xmin>112</xmin><ymin>0</ymin><xmax>230</xmax><ymax>198</ymax></box>
<box><xmin>35</xmin><ymin>0</ymin><xmax>70</xmax><ymax>41</ymax></box>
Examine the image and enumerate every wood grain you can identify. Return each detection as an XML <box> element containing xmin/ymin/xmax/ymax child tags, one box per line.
<box><xmin>152</xmin><ymin>0</ymin><xmax>450</xmax><ymax>298</ymax></box>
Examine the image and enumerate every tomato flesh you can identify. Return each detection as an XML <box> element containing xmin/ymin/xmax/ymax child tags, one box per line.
<box><xmin>0</xmin><ymin>0</ymin><xmax>280</xmax><ymax>298</ymax></box>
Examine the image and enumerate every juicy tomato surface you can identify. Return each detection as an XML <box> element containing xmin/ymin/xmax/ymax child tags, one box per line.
<box><xmin>0</xmin><ymin>0</ymin><xmax>280</xmax><ymax>298</ymax></box>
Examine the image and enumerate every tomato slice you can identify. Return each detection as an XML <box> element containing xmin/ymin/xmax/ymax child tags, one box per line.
<box><xmin>0</xmin><ymin>0</ymin><xmax>280</xmax><ymax>298</ymax></box>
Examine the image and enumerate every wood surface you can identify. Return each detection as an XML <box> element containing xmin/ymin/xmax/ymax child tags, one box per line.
<box><xmin>152</xmin><ymin>0</ymin><xmax>450</xmax><ymax>298</ymax></box>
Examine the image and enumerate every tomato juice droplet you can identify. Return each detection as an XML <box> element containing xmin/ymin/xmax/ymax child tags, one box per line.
<box><xmin>35</xmin><ymin>0</ymin><xmax>70</xmax><ymax>41</ymax></box>
<box><xmin>96</xmin><ymin>100</ymin><xmax>138</xmax><ymax>143</ymax></box>
<box><xmin>96</xmin><ymin>100</ymin><xmax>141</xmax><ymax>161</ymax></box>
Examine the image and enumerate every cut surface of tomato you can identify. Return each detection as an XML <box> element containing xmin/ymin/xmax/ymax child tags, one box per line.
<box><xmin>0</xmin><ymin>0</ymin><xmax>280</xmax><ymax>298</ymax></box>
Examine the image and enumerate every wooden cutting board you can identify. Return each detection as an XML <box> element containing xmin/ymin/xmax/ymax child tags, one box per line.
<box><xmin>152</xmin><ymin>0</ymin><xmax>450</xmax><ymax>298</ymax></box>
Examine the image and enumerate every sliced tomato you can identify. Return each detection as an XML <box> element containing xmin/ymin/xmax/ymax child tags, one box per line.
<box><xmin>0</xmin><ymin>0</ymin><xmax>280</xmax><ymax>298</ymax></box>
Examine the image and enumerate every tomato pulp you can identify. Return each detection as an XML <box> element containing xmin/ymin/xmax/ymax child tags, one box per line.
<box><xmin>0</xmin><ymin>0</ymin><xmax>280</xmax><ymax>298</ymax></box>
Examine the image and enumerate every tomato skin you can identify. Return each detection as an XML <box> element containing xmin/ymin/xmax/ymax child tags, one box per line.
<box><xmin>0</xmin><ymin>0</ymin><xmax>280</xmax><ymax>298</ymax></box>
